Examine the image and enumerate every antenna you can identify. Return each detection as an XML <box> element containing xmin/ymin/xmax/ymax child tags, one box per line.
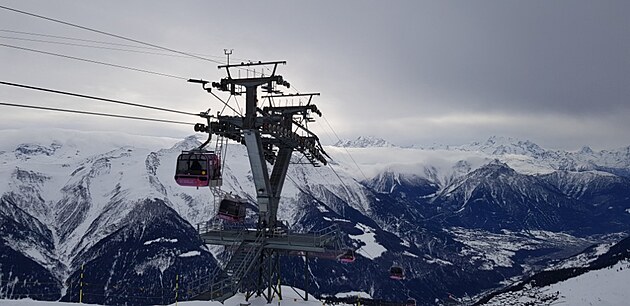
<box><xmin>223</xmin><ymin>48</ymin><xmax>233</xmax><ymax>65</ymax></box>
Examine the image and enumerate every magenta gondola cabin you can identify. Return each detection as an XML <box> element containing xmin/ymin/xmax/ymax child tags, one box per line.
<box><xmin>217</xmin><ymin>197</ymin><xmax>247</xmax><ymax>222</ymax></box>
<box><xmin>389</xmin><ymin>266</ymin><xmax>405</xmax><ymax>280</ymax></box>
<box><xmin>337</xmin><ymin>250</ymin><xmax>356</xmax><ymax>263</ymax></box>
<box><xmin>174</xmin><ymin>151</ymin><xmax>222</xmax><ymax>187</ymax></box>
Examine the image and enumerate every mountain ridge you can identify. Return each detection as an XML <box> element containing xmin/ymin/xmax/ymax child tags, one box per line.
<box><xmin>1</xmin><ymin>129</ymin><xmax>629</xmax><ymax>304</ymax></box>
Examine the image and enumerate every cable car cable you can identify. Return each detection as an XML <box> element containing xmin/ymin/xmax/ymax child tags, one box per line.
<box><xmin>2</xmin><ymin>6</ymin><xmax>310</xmax><ymax>84</ymax></box>
<box><xmin>0</xmin><ymin>35</ymin><xmax>209</xmax><ymax>59</ymax></box>
<box><xmin>0</xmin><ymin>101</ymin><xmax>195</xmax><ymax>126</ymax></box>
<box><xmin>0</xmin><ymin>5</ymin><xmax>222</xmax><ymax>64</ymax></box>
<box><xmin>322</xmin><ymin>115</ymin><xmax>369</xmax><ymax>182</ymax></box>
<box><xmin>325</xmin><ymin>163</ymin><xmax>353</xmax><ymax>217</ymax></box>
<box><xmin>0</xmin><ymin>81</ymin><xmax>198</xmax><ymax>117</ymax></box>
<box><xmin>218</xmin><ymin>94</ymin><xmax>233</xmax><ymax>115</ymax></box>
<box><xmin>0</xmin><ymin>43</ymin><xmax>187</xmax><ymax>80</ymax></box>
<box><xmin>0</xmin><ymin>29</ymin><xmax>174</xmax><ymax>51</ymax></box>
<box><xmin>233</xmin><ymin>94</ymin><xmax>243</xmax><ymax>115</ymax></box>
<box><xmin>0</xmin><ymin>29</ymin><xmax>248</xmax><ymax>61</ymax></box>
<box><xmin>209</xmin><ymin>91</ymin><xmax>242</xmax><ymax>116</ymax></box>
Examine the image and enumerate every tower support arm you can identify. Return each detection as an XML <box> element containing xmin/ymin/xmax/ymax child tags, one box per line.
<box><xmin>243</xmin><ymin>129</ymin><xmax>272</xmax><ymax>224</ymax></box>
<box><xmin>268</xmin><ymin>146</ymin><xmax>293</xmax><ymax>226</ymax></box>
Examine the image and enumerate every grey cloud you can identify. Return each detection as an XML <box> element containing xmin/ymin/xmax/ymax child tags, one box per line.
<box><xmin>1</xmin><ymin>0</ymin><xmax>629</xmax><ymax>150</ymax></box>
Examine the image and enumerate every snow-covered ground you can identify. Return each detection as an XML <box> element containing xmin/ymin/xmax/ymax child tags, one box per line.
<box><xmin>483</xmin><ymin>260</ymin><xmax>630</xmax><ymax>306</ymax></box>
<box><xmin>349</xmin><ymin>223</ymin><xmax>387</xmax><ymax>260</ymax></box>
<box><xmin>0</xmin><ymin>286</ymin><xmax>348</xmax><ymax>306</ymax></box>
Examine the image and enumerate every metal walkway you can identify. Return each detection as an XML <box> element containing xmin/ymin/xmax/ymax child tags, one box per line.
<box><xmin>197</xmin><ymin>222</ymin><xmax>342</xmax><ymax>252</ymax></box>
<box><xmin>189</xmin><ymin>222</ymin><xmax>344</xmax><ymax>301</ymax></box>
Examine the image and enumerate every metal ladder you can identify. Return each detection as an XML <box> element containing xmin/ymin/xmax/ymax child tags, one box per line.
<box><xmin>195</xmin><ymin>233</ymin><xmax>265</xmax><ymax>301</ymax></box>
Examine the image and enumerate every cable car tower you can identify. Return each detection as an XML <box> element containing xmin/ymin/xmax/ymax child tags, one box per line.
<box><xmin>186</xmin><ymin>61</ymin><xmax>345</xmax><ymax>303</ymax></box>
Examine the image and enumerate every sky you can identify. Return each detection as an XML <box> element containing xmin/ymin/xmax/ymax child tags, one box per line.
<box><xmin>1</xmin><ymin>0</ymin><xmax>629</xmax><ymax>150</ymax></box>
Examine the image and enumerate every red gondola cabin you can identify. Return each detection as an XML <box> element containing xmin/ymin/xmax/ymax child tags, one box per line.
<box><xmin>337</xmin><ymin>250</ymin><xmax>356</xmax><ymax>263</ymax></box>
<box><xmin>174</xmin><ymin>151</ymin><xmax>222</xmax><ymax>187</ymax></box>
<box><xmin>217</xmin><ymin>197</ymin><xmax>247</xmax><ymax>222</ymax></box>
<box><xmin>389</xmin><ymin>265</ymin><xmax>405</xmax><ymax>280</ymax></box>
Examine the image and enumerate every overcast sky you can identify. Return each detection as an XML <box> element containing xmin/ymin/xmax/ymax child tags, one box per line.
<box><xmin>1</xmin><ymin>0</ymin><xmax>629</xmax><ymax>150</ymax></box>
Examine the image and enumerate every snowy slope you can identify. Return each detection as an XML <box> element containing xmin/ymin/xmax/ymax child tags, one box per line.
<box><xmin>0</xmin><ymin>130</ymin><xmax>183</xmax><ymax>272</ymax></box>
<box><xmin>0</xmin><ymin>129</ymin><xmax>222</xmax><ymax>304</ymax></box>
<box><xmin>477</xmin><ymin>236</ymin><xmax>630</xmax><ymax>305</ymax></box>
<box><xmin>481</xmin><ymin>260</ymin><xmax>630</xmax><ymax>306</ymax></box>
<box><xmin>0</xmin><ymin>285</ymin><xmax>333</xmax><ymax>306</ymax></box>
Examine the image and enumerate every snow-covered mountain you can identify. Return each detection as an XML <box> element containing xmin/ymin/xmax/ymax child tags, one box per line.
<box><xmin>333</xmin><ymin>136</ymin><xmax>395</xmax><ymax>148</ymax></box>
<box><xmin>1</xmin><ymin>130</ymin><xmax>629</xmax><ymax>305</ymax></box>
<box><xmin>455</xmin><ymin>135</ymin><xmax>630</xmax><ymax>174</ymax></box>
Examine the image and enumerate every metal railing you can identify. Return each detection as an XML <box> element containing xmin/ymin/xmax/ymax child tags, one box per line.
<box><xmin>267</xmin><ymin>223</ymin><xmax>341</xmax><ymax>248</ymax></box>
<box><xmin>207</xmin><ymin>231</ymin><xmax>265</xmax><ymax>301</ymax></box>
<box><xmin>196</xmin><ymin>219</ymin><xmax>256</xmax><ymax>243</ymax></box>
<box><xmin>187</xmin><ymin>223</ymin><xmax>258</xmax><ymax>300</ymax></box>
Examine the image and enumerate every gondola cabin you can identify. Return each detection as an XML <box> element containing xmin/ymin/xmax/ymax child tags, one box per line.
<box><xmin>217</xmin><ymin>197</ymin><xmax>247</xmax><ymax>222</ymax></box>
<box><xmin>174</xmin><ymin>151</ymin><xmax>222</xmax><ymax>187</ymax></box>
<box><xmin>337</xmin><ymin>250</ymin><xmax>356</xmax><ymax>263</ymax></box>
<box><xmin>389</xmin><ymin>265</ymin><xmax>405</xmax><ymax>280</ymax></box>
<box><xmin>405</xmin><ymin>298</ymin><xmax>416</xmax><ymax>306</ymax></box>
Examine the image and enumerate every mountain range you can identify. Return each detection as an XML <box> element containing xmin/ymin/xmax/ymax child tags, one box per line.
<box><xmin>0</xmin><ymin>129</ymin><xmax>628</xmax><ymax>305</ymax></box>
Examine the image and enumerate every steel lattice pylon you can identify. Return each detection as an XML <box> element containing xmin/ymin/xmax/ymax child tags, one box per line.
<box><xmin>187</xmin><ymin>61</ymin><xmax>345</xmax><ymax>303</ymax></box>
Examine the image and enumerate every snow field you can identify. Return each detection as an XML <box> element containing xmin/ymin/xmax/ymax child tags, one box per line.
<box><xmin>0</xmin><ymin>286</ymin><xmax>350</xmax><ymax>306</ymax></box>
<box><xmin>484</xmin><ymin>260</ymin><xmax>630</xmax><ymax>305</ymax></box>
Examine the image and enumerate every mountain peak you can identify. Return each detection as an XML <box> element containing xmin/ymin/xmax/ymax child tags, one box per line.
<box><xmin>484</xmin><ymin>158</ymin><xmax>512</xmax><ymax>169</ymax></box>
<box><xmin>579</xmin><ymin>146</ymin><xmax>594</xmax><ymax>154</ymax></box>
<box><xmin>169</xmin><ymin>135</ymin><xmax>203</xmax><ymax>151</ymax></box>
<box><xmin>465</xmin><ymin>136</ymin><xmax>546</xmax><ymax>157</ymax></box>
<box><xmin>334</xmin><ymin>136</ymin><xmax>394</xmax><ymax>148</ymax></box>
<box><xmin>461</xmin><ymin>159</ymin><xmax>516</xmax><ymax>179</ymax></box>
